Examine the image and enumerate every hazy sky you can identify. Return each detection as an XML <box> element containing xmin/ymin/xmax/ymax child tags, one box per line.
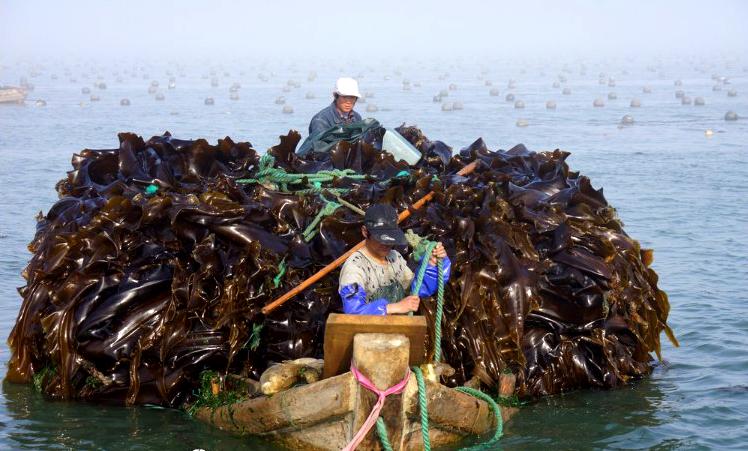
<box><xmin>2</xmin><ymin>0</ymin><xmax>747</xmax><ymax>60</ymax></box>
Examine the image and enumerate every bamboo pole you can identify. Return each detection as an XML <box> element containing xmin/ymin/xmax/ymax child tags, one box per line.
<box><xmin>261</xmin><ymin>160</ymin><xmax>479</xmax><ymax>315</ymax></box>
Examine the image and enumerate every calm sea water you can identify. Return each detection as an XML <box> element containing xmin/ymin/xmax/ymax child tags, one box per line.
<box><xmin>1</xmin><ymin>57</ymin><xmax>747</xmax><ymax>450</ymax></box>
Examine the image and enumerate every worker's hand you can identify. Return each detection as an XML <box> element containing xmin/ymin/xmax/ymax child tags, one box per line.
<box><xmin>386</xmin><ymin>295</ymin><xmax>420</xmax><ymax>314</ymax></box>
<box><xmin>429</xmin><ymin>242</ymin><xmax>447</xmax><ymax>266</ymax></box>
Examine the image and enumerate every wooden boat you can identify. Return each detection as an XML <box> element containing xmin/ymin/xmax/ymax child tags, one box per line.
<box><xmin>193</xmin><ymin>314</ymin><xmax>517</xmax><ymax>450</ymax></box>
<box><xmin>0</xmin><ymin>86</ymin><xmax>26</xmax><ymax>104</ymax></box>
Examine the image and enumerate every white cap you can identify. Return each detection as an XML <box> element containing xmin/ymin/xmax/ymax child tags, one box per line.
<box><xmin>333</xmin><ymin>77</ymin><xmax>362</xmax><ymax>98</ymax></box>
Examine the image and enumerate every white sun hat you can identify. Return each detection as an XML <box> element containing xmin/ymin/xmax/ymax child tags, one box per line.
<box><xmin>334</xmin><ymin>77</ymin><xmax>362</xmax><ymax>98</ymax></box>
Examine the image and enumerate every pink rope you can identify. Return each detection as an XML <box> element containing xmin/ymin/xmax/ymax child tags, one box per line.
<box><xmin>342</xmin><ymin>364</ymin><xmax>411</xmax><ymax>451</ymax></box>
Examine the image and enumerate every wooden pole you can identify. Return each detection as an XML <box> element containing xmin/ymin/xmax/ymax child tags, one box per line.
<box><xmin>261</xmin><ymin>160</ymin><xmax>479</xmax><ymax>315</ymax></box>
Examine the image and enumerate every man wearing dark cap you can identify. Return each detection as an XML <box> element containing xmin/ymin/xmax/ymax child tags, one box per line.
<box><xmin>338</xmin><ymin>204</ymin><xmax>451</xmax><ymax>315</ymax></box>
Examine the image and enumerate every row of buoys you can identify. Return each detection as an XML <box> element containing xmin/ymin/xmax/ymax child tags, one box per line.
<box><xmin>441</xmin><ymin>101</ymin><xmax>464</xmax><ymax>111</ymax></box>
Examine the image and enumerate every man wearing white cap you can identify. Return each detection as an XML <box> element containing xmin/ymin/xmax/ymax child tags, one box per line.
<box><xmin>308</xmin><ymin>77</ymin><xmax>363</xmax><ymax>137</ymax></box>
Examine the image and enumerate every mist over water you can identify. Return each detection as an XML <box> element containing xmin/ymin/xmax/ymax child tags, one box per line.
<box><xmin>1</xmin><ymin>1</ymin><xmax>747</xmax><ymax>449</ymax></box>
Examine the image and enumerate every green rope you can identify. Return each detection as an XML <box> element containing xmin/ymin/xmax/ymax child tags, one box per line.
<box><xmin>374</xmin><ymin>367</ymin><xmax>504</xmax><ymax>451</ymax></box>
<box><xmin>406</xmin><ymin>232</ymin><xmax>445</xmax><ymax>361</ymax></box>
<box><xmin>302</xmin><ymin>200</ymin><xmax>341</xmax><ymax>242</ymax></box>
<box><xmin>272</xmin><ymin>258</ymin><xmax>286</xmax><ymax>288</ymax></box>
<box><xmin>375</xmin><ymin>417</ymin><xmax>394</xmax><ymax>451</ymax></box>
<box><xmin>412</xmin><ymin>366</ymin><xmax>432</xmax><ymax>451</ymax></box>
<box><xmin>236</xmin><ymin>154</ymin><xmax>366</xmax><ymax>193</ymax></box>
<box><xmin>455</xmin><ymin>386</ymin><xmax>504</xmax><ymax>448</ymax></box>
<box><xmin>434</xmin><ymin>258</ymin><xmax>444</xmax><ymax>361</ymax></box>
<box><xmin>333</xmin><ymin>194</ymin><xmax>365</xmax><ymax>216</ymax></box>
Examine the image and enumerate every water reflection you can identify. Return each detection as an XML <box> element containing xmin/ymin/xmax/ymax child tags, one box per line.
<box><xmin>1</xmin><ymin>380</ymin><xmax>275</xmax><ymax>450</ymax></box>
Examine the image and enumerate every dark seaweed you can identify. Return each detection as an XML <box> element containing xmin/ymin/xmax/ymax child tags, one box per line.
<box><xmin>6</xmin><ymin>128</ymin><xmax>677</xmax><ymax>406</ymax></box>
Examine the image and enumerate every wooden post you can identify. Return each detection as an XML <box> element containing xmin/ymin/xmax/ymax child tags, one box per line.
<box><xmin>351</xmin><ymin>333</ymin><xmax>411</xmax><ymax>450</ymax></box>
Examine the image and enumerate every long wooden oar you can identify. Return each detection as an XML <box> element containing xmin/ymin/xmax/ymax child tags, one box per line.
<box><xmin>261</xmin><ymin>160</ymin><xmax>480</xmax><ymax>315</ymax></box>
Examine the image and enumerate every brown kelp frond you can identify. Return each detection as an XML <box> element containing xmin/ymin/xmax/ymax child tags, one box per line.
<box><xmin>6</xmin><ymin>127</ymin><xmax>674</xmax><ymax>405</ymax></box>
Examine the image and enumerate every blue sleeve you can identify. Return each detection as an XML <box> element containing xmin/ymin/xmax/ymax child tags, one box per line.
<box><xmin>410</xmin><ymin>256</ymin><xmax>451</xmax><ymax>297</ymax></box>
<box><xmin>309</xmin><ymin>115</ymin><xmax>330</xmax><ymax>137</ymax></box>
<box><xmin>339</xmin><ymin>284</ymin><xmax>388</xmax><ymax>315</ymax></box>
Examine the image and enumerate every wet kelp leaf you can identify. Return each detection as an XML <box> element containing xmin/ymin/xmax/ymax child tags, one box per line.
<box><xmin>7</xmin><ymin>128</ymin><xmax>676</xmax><ymax>405</ymax></box>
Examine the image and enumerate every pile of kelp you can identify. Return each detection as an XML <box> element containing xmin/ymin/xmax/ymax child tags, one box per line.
<box><xmin>6</xmin><ymin>126</ymin><xmax>677</xmax><ymax>406</ymax></box>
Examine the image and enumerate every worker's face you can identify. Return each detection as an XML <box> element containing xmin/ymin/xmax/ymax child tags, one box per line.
<box><xmin>335</xmin><ymin>95</ymin><xmax>357</xmax><ymax>113</ymax></box>
<box><xmin>361</xmin><ymin>226</ymin><xmax>393</xmax><ymax>259</ymax></box>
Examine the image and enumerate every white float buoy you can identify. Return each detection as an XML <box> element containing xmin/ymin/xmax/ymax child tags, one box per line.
<box><xmin>148</xmin><ymin>86</ymin><xmax>157</xmax><ymax>94</ymax></box>
<box><xmin>204</xmin><ymin>97</ymin><xmax>214</xmax><ymax>105</ymax></box>
<box><xmin>546</xmin><ymin>100</ymin><xmax>556</xmax><ymax>109</ymax></box>
<box><xmin>305</xmin><ymin>92</ymin><xmax>315</xmax><ymax>99</ymax></box>
<box><xmin>593</xmin><ymin>98</ymin><xmax>605</xmax><ymax>107</ymax></box>
<box><xmin>675</xmin><ymin>90</ymin><xmax>685</xmax><ymax>99</ymax></box>
<box><xmin>439</xmin><ymin>89</ymin><xmax>448</xmax><ymax>97</ymax></box>
<box><xmin>694</xmin><ymin>97</ymin><xmax>705</xmax><ymax>106</ymax></box>
<box><xmin>155</xmin><ymin>93</ymin><xmax>165</xmax><ymax>101</ymax></box>
<box><xmin>642</xmin><ymin>86</ymin><xmax>652</xmax><ymax>94</ymax></box>
<box><xmin>282</xmin><ymin>105</ymin><xmax>294</xmax><ymax>114</ymax></box>
<box><xmin>705</xmin><ymin>129</ymin><xmax>714</xmax><ymax>137</ymax></box>
<box><xmin>35</xmin><ymin>99</ymin><xmax>46</xmax><ymax>107</ymax></box>
<box><xmin>120</xmin><ymin>98</ymin><xmax>130</xmax><ymax>106</ymax></box>
<box><xmin>514</xmin><ymin>100</ymin><xmax>525</xmax><ymax>109</ymax></box>
<box><xmin>674</xmin><ymin>79</ymin><xmax>682</xmax><ymax>86</ymax></box>
<box><xmin>621</xmin><ymin>114</ymin><xmax>634</xmax><ymax>125</ymax></box>
<box><xmin>516</xmin><ymin>119</ymin><xmax>528</xmax><ymax>127</ymax></box>
<box><xmin>562</xmin><ymin>87</ymin><xmax>572</xmax><ymax>95</ymax></box>
<box><xmin>448</xmin><ymin>83</ymin><xmax>457</xmax><ymax>91</ymax></box>
<box><xmin>366</xmin><ymin>104</ymin><xmax>378</xmax><ymax>113</ymax></box>
<box><xmin>630</xmin><ymin>98</ymin><xmax>641</xmax><ymax>107</ymax></box>
<box><xmin>230</xmin><ymin>93</ymin><xmax>239</xmax><ymax>101</ymax></box>
<box><xmin>505</xmin><ymin>93</ymin><xmax>515</xmax><ymax>102</ymax></box>
<box><xmin>608</xmin><ymin>92</ymin><xmax>617</xmax><ymax>100</ymax></box>
<box><xmin>681</xmin><ymin>96</ymin><xmax>692</xmax><ymax>105</ymax></box>
<box><xmin>552</xmin><ymin>81</ymin><xmax>560</xmax><ymax>88</ymax></box>
<box><xmin>713</xmin><ymin>85</ymin><xmax>722</xmax><ymax>91</ymax></box>
<box><xmin>489</xmin><ymin>88</ymin><xmax>499</xmax><ymax>96</ymax></box>
<box><xmin>441</xmin><ymin>102</ymin><xmax>453</xmax><ymax>112</ymax></box>
<box><xmin>275</xmin><ymin>96</ymin><xmax>285</xmax><ymax>105</ymax></box>
<box><xmin>82</xmin><ymin>87</ymin><xmax>91</xmax><ymax>94</ymax></box>
<box><xmin>452</xmin><ymin>101</ymin><xmax>464</xmax><ymax>110</ymax></box>
<box><xmin>433</xmin><ymin>95</ymin><xmax>441</xmax><ymax>103</ymax></box>
<box><xmin>725</xmin><ymin>111</ymin><xmax>738</xmax><ymax>121</ymax></box>
<box><xmin>727</xmin><ymin>89</ymin><xmax>738</xmax><ymax>97</ymax></box>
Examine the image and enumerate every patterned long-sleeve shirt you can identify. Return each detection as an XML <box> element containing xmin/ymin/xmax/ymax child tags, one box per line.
<box><xmin>338</xmin><ymin>249</ymin><xmax>451</xmax><ymax>315</ymax></box>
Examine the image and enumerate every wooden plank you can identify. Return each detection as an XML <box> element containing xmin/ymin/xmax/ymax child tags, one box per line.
<box><xmin>195</xmin><ymin>372</ymin><xmax>356</xmax><ymax>435</ymax></box>
<box><xmin>323</xmin><ymin>314</ymin><xmax>428</xmax><ymax>379</ymax></box>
